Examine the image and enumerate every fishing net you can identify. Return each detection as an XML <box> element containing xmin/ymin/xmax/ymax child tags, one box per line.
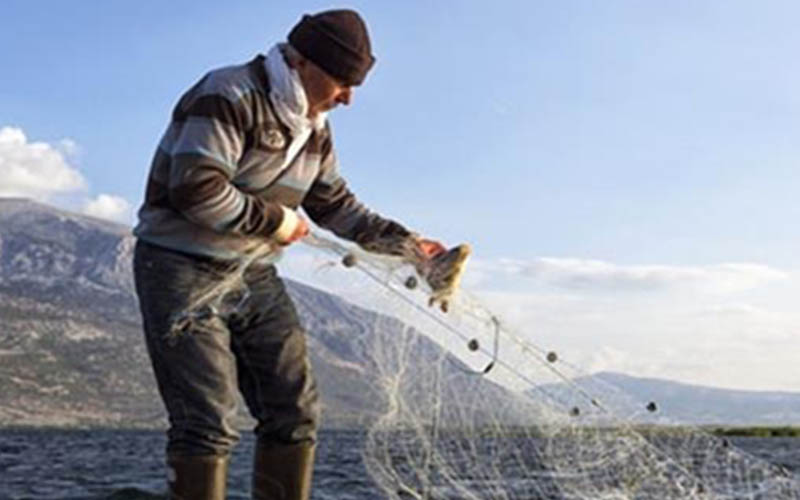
<box><xmin>174</xmin><ymin>230</ymin><xmax>800</xmax><ymax>499</ymax></box>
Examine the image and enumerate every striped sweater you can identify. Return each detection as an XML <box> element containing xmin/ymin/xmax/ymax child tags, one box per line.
<box><xmin>134</xmin><ymin>54</ymin><xmax>411</xmax><ymax>261</ymax></box>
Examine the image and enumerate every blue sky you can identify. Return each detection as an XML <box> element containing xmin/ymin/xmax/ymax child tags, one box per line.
<box><xmin>2</xmin><ymin>1</ymin><xmax>798</xmax><ymax>391</ymax></box>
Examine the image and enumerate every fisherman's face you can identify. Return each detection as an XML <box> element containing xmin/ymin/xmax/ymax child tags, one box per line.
<box><xmin>295</xmin><ymin>58</ymin><xmax>353</xmax><ymax>118</ymax></box>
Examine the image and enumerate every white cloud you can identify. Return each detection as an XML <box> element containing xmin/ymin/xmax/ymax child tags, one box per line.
<box><xmin>412</xmin><ymin>256</ymin><xmax>798</xmax><ymax>391</ymax></box>
<box><xmin>0</xmin><ymin>126</ymin><xmax>87</xmax><ymax>200</ymax></box>
<box><xmin>0</xmin><ymin>126</ymin><xmax>133</xmax><ymax>224</ymax></box>
<box><xmin>470</xmin><ymin>279</ymin><xmax>800</xmax><ymax>391</ymax></box>
<box><xmin>472</xmin><ymin>257</ymin><xmax>786</xmax><ymax>294</ymax></box>
<box><xmin>58</xmin><ymin>138</ymin><xmax>80</xmax><ymax>157</ymax></box>
<box><xmin>83</xmin><ymin>194</ymin><xmax>132</xmax><ymax>223</ymax></box>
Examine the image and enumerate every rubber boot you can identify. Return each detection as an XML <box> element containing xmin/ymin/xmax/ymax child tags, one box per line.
<box><xmin>166</xmin><ymin>454</ymin><xmax>228</xmax><ymax>500</ymax></box>
<box><xmin>252</xmin><ymin>442</ymin><xmax>316</xmax><ymax>500</ymax></box>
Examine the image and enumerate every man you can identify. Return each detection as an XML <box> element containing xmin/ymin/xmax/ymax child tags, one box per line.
<box><xmin>132</xmin><ymin>9</ymin><xmax>447</xmax><ymax>500</ymax></box>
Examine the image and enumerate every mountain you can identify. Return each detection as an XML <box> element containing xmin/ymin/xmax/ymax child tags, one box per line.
<box><xmin>0</xmin><ymin>198</ymin><xmax>522</xmax><ymax>428</ymax></box>
<box><xmin>531</xmin><ymin>370</ymin><xmax>800</xmax><ymax>426</ymax></box>
<box><xmin>2</xmin><ymin>198</ymin><xmax>798</xmax><ymax>428</ymax></box>
<box><xmin>0</xmin><ymin>198</ymin><xmax>153</xmax><ymax>426</ymax></box>
<box><xmin>592</xmin><ymin>372</ymin><xmax>800</xmax><ymax>426</ymax></box>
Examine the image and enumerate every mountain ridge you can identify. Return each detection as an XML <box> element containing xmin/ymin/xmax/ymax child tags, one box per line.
<box><xmin>1</xmin><ymin>198</ymin><xmax>799</xmax><ymax>427</ymax></box>
<box><xmin>0</xmin><ymin>198</ymin><xmax>521</xmax><ymax>428</ymax></box>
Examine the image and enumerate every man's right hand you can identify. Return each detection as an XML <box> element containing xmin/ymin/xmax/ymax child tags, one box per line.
<box><xmin>415</xmin><ymin>238</ymin><xmax>447</xmax><ymax>259</ymax></box>
<box><xmin>273</xmin><ymin>206</ymin><xmax>310</xmax><ymax>246</ymax></box>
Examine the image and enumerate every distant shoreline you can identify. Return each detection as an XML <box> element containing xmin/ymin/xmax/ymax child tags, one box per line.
<box><xmin>1</xmin><ymin>424</ymin><xmax>798</xmax><ymax>438</ymax></box>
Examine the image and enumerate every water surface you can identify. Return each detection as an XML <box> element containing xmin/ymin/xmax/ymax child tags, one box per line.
<box><xmin>0</xmin><ymin>429</ymin><xmax>797</xmax><ymax>499</ymax></box>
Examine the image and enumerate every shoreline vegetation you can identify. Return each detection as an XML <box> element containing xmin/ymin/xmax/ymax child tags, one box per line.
<box><xmin>709</xmin><ymin>426</ymin><xmax>800</xmax><ymax>438</ymax></box>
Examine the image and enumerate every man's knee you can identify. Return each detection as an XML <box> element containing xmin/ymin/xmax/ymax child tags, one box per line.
<box><xmin>167</xmin><ymin>414</ymin><xmax>242</xmax><ymax>456</ymax></box>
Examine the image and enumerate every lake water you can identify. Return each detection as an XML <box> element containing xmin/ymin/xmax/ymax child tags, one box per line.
<box><xmin>1</xmin><ymin>429</ymin><xmax>798</xmax><ymax>499</ymax></box>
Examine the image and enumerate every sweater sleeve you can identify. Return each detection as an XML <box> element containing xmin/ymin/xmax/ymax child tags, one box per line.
<box><xmin>302</xmin><ymin>125</ymin><xmax>414</xmax><ymax>256</ymax></box>
<box><xmin>166</xmin><ymin>85</ymin><xmax>286</xmax><ymax>238</ymax></box>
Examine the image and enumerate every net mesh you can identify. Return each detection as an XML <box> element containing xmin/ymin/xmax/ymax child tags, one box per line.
<box><xmin>179</xmin><ymin>231</ymin><xmax>800</xmax><ymax>499</ymax></box>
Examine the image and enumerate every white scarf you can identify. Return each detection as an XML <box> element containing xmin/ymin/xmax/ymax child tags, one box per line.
<box><xmin>265</xmin><ymin>44</ymin><xmax>327</xmax><ymax>140</ymax></box>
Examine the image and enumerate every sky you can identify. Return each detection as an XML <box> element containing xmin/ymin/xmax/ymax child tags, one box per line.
<box><xmin>1</xmin><ymin>1</ymin><xmax>798</xmax><ymax>392</ymax></box>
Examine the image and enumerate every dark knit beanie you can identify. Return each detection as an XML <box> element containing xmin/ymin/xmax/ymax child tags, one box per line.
<box><xmin>288</xmin><ymin>9</ymin><xmax>376</xmax><ymax>86</ymax></box>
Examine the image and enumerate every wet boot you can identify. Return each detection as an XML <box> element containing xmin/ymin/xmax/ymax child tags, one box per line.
<box><xmin>166</xmin><ymin>453</ymin><xmax>228</xmax><ymax>500</ymax></box>
<box><xmin>252</xmin><ymin>442</ymin><xmax>316</xmax><ymax>500</ymax></box>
